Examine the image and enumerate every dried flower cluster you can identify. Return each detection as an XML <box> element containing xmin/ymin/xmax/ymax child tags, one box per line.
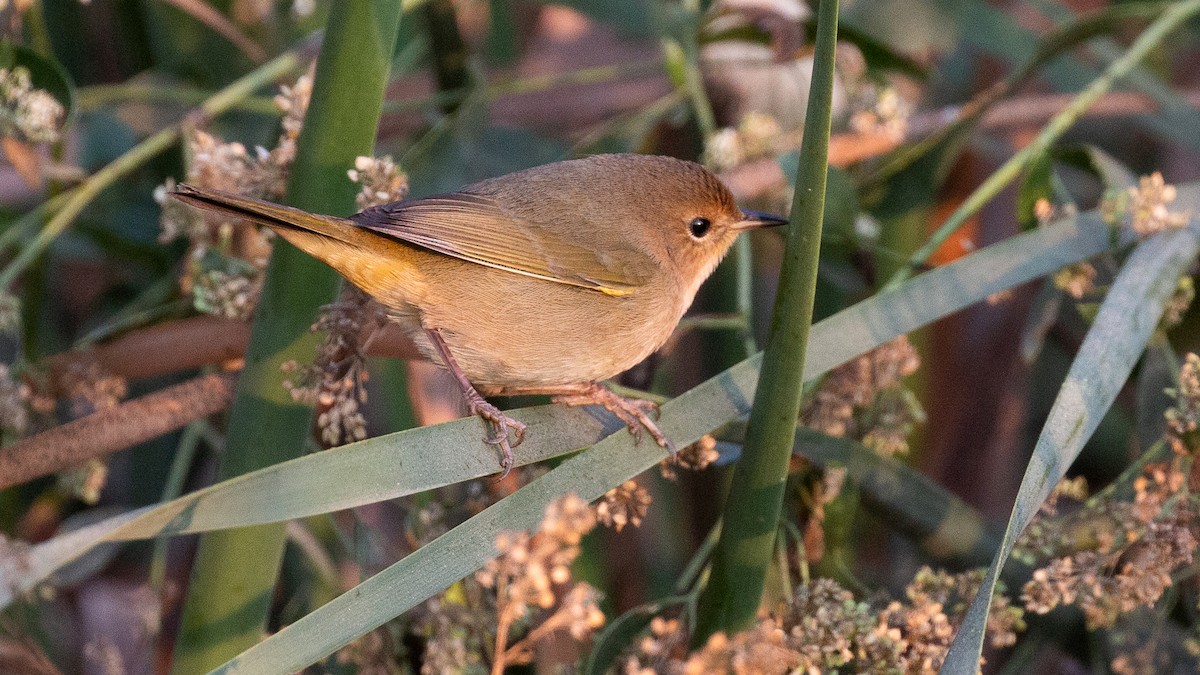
<box><xmin>1103</xmin><ymin>171</ymin><xmax>1190</xmax><ymax>236</ymax></box>
<box><xmin>1167</xmin><ymin>353</ymin><xmax>1200</xmax><ymax>454</ymax></box>
<box><xmin>596</xmin><ymin>480</ymin><xmax>653</xmax><ymax>531</ymax></box>
<box><xmin>341</xmin><ymin>494</ymin><xmax>613</xmax><ymax>673</ymax></box>
<box><xmin>1163</xmin><ymin>276</ymin><xmax>1195</xmax><ymax>328</ymax></box>
<box><xmin>282</xmin><ymin>287</ymin><xmax>383</xmax><ymax>446</ymax></box>
<box><xmin>801</xmin><ymin>335</ymin><xmax>924</xmax><ymax>456</ymax></box>
<box><xmin>348</xmin><ymin>154</ymin><xmax>409</xmax><ymax>210</ymax></box>
<box><xmin>189</xmin><ymin>254</ymin><xmax>263</xmax><ymax>321</ymax></box>
<box><xmin>0</xmin><ymin>66</ymin><xmax>64</xmax><ymax>144</ymax></box>
<box><xmin>1027</xmin><ymin>198</ymin><xmax>1097</xmax><ymax>300</ymax></box>
<box><xmin>1128</xmin><ymin>172</ymin><xmax>1190</xmax><ymax>235</ymax></box>
<box><xmin>660</xmin><ymin>434</ymin><xmax>719</xmax><ymax>479</ymax></box>
<box><xmin>850</xmin><ymin>85</ymin><xmax>913</xmax><ymax>141</ymax></box>
<box><xmin>156</xmin><ymin>71</ymin><xmax>313</xmax><ymax>319</ymax></box>
<box><xmin>621</xmin><ymin>571</ymin><xmax>1022</xmax><ymax>674</ymax></box>
<box><xmin>1053</xmin><ymin>262</ymin><xmax>1098</xmax><ymax>300</ymax></box>
<box><xmin>412</xmin><ymin>594</ymin><xmax>490</xmax><ymax>675</ymax></box>
<box><xmin>933</xmin><ymin>354</ymin><xmax>1200</xmax><ymax>675</ymax></box>
<box><xmin>1022</xmin><ymin>517</ymin><xmax>1194</xmax><ymax>630</ymax></box>
<box><xmin>478</xmin><ymin>494</ymin><xmax>596</xmax><ymax>616</ymax></box>
<box><xmin>1019</xmin><ymin>461</ymin><xmax>1197</xmax><ymax>630</ymax></box>
<box><xmin>475</xmin><ymin>495</ymin><xmax>606</xmax><ymax>671</ymax></box>
<box><xmin>702</xmin><ymin>112</ymin><xmax>783</xmax><ymax>171</ymax></box>
<box><xmin>275</xmin><ymin>155</ymin><xmax>411</xmax><ymax>445</ymax></box>
<box><xmin>59</xmin><ymin>360</ymin><xmax>127</xmax><ymax>419</ymax></box>
<box><xmin>800</xmin><ymin>466</ymin><xmax>846</xmax><ymax>566</ymax></box>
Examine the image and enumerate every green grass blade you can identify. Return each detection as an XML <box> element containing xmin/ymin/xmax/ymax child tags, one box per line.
<box><xmin>0</xmin><ymin>405</ymin><xmax>613</xmax><ymax>608</ymax></box>
<box><xmin>170</xmin><ymin>3</ymin><xmax>403</xmax><ymax>672</ymax></box>
<box><xmin>940</xmin><ymin>190</ymin><xmax>1200</xmax><ymax>673</ymax></box>
<box><xmin>691</xmin><ymin>0</ymin><xmax>838</xmax><ymax>642</ymax></box>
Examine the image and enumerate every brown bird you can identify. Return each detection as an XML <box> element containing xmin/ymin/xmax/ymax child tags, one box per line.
<box><xmin>172</xmin><ymin>153</ymin><xmax>785</xmax><ymax>474</ymax></box>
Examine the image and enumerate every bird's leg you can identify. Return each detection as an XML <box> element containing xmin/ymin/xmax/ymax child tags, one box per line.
<box><xmin>425</xmin><ymin>328</ymin><xmax>525</xmax><ymax>476</ymax></box>
<box><xmin>490</xmin><ymin>382</ymin><xmax>674</xmax><ymax>453</ymax></box>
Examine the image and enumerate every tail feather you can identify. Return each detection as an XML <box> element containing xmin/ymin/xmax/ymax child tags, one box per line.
<box><xmin>170</xmin><ymin>184</ymin><xmax>424</xmax><ymax>304</ymax></box>
<box><xmin>170</xmin><ymin>184</ymin><xmax>359</xmax><ymax>245</ymax></box>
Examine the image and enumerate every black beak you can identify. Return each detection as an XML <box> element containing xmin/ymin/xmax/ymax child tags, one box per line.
<box><xmin>735</xmin><ymin>209</ymin><xmax>788</xmax><ymax>230</ymax></box>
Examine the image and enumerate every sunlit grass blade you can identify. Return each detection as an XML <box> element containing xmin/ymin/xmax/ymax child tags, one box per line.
<box><xmin>885</xmin><ymin>0</ymin><xmax>1200</xmax><ymax>289</ymax></box>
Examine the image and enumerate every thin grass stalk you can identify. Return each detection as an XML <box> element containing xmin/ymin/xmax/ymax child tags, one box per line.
<box><xmin>169</xmin><ymin>4</ymin><xmax>403</xmax><ymax>671</ymax></box>
<box><xmin>691</xmin><ymin>0</ymin><xmax>838</xmax><ymax>643</ymax></box>
<box><xmin>884</xmin><ymin>0</ymin><xmax>1200</xmax><ymax>290</ymax></box>
<box><xmin>0</xmin><ymin>50</ymin><xmax>302</xmax><ymax>291</ymax></box>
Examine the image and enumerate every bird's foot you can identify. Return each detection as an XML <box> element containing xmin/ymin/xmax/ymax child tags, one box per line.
<box><xmin>426</xmin><ymin>327</ymin><xmax>525</xmax><ymax>477</ymax></box>
<box><xmin>461</xmin><ymin>386</ymin><xmax>526</xmax><ymax>478</ymax></box>
<box><xmin>552</xmin><ymin>383</ymin><xmax>675</xmax><ymax>453</ymax></box>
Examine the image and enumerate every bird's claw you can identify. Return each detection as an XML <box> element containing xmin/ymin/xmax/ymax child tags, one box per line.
<box><xmin>465</xmin><ymin>390</ymin><xmax>526</xmax><ymax>479</ymax></box>
<box><xmin>553</xmin><ymin>384</ymin><xmax>675</xmax><ymax>455</ymax></box>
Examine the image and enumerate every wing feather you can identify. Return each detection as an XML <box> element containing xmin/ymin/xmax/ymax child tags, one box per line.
<box><xmin>352</xmin><ymin>192</ymin><xmax>652</xmax><ymax>295</ymax></box>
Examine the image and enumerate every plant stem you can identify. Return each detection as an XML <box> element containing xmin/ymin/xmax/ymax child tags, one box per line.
<box><xmin>884</xmin><ymin>0</ymin><xmax>1200</xmax><ymax>290</ymax></box>
<box><xmin>169</xmin><ymin>3</ymin><xmax>403</xmax><ymax>671</ymax></box>
<box><xmin>77</xmin><ymin>83</ymin><xmax>282</xmax><ymax>114</ymax></box>
<box><xmin>691</xmin><ymin>0</ymin><xmax>838</xmax><ymax>644</ymax></box>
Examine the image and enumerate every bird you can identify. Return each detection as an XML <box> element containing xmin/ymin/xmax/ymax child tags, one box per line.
<box><xmin>172</xmin><ymin>153</ymin><xmax>786</xmax><ymax>475</ymax></box>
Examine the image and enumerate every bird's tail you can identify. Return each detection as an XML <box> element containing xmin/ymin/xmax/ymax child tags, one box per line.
<box><xmin>171</xmin><ymin>184</ymin><xmax>423</xmax><ymax>303</ymax></box>
<box><xmin>171</xmin><ymin>183</ymin><xmax>360</xmax><ymax>245</ymax></box>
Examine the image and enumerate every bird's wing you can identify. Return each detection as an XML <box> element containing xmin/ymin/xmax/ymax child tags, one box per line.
<box><xmin>352</xmin><ymin>192</ymin><xmax>654</xmax><ymax>296</ymax></box>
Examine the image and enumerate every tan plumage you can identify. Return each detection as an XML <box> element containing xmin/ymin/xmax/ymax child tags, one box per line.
<box><xmin>172</xmin><ymin>153</ymin><xmax>784</xmax><ymax>472</ymax></box>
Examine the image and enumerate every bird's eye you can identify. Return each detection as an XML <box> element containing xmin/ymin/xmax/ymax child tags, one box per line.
<box><xmin>689</xmin><ymin>217</ymin><xmax>711</xmax><ymax>238</ymax></box>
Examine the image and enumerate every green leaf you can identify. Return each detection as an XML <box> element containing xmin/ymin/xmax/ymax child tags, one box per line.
<box><xmin>1053</xmin><ymin>144</ymin><xmax>1138</xmax><ymax>193</ymax></box>
<box><xmin>883</xmin><ymin>0</ymin><xmax>1200</xmax><ymax>289</ymax></box>
<box><xmin>940</xmin><ymin>187</ymin><xmax>1200</xmax><ymax>674</ymax></box>
<box><xmin>170</xmin><ymin>3</ymin><xmax>404</xmax><ymax>672</ymax></box>
<box><xmin>869</xmin><ymin>0</ymin><xmax>1178</xmax><ymax>195</ymax></box>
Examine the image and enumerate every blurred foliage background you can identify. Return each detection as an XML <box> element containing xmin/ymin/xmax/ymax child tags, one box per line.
<box><xmin>2</xmin><ymin>0</ymin><xmax>1200</xmax><ymax>673</ymax></box>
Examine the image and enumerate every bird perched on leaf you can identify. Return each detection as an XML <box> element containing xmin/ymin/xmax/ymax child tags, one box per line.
<box><xmin>173</xmin><ymin>153</ymin><xmax>785</xmax><ymax>475</ymax></box>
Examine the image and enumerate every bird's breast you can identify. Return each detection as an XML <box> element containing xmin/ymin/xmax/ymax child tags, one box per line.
<box><xmin>403</xmin><ymin>254</ymin><xmax>683</xmax><ymax>389</ymax></box>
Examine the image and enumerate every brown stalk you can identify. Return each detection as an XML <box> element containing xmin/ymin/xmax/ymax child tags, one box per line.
<box><xmin>42</xmin><ymin>315</ymin><xmax>420</xmax><ymax>388</ymax></box>
<box><xmin>0</xmin><ymin>371</ymin><xmax>237</xmax><ymax>491</ymax></box>
<box><xmin>0</xmin><ymin>315</ymin><xmax>424</xmax><ymax>491</ymax></box>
